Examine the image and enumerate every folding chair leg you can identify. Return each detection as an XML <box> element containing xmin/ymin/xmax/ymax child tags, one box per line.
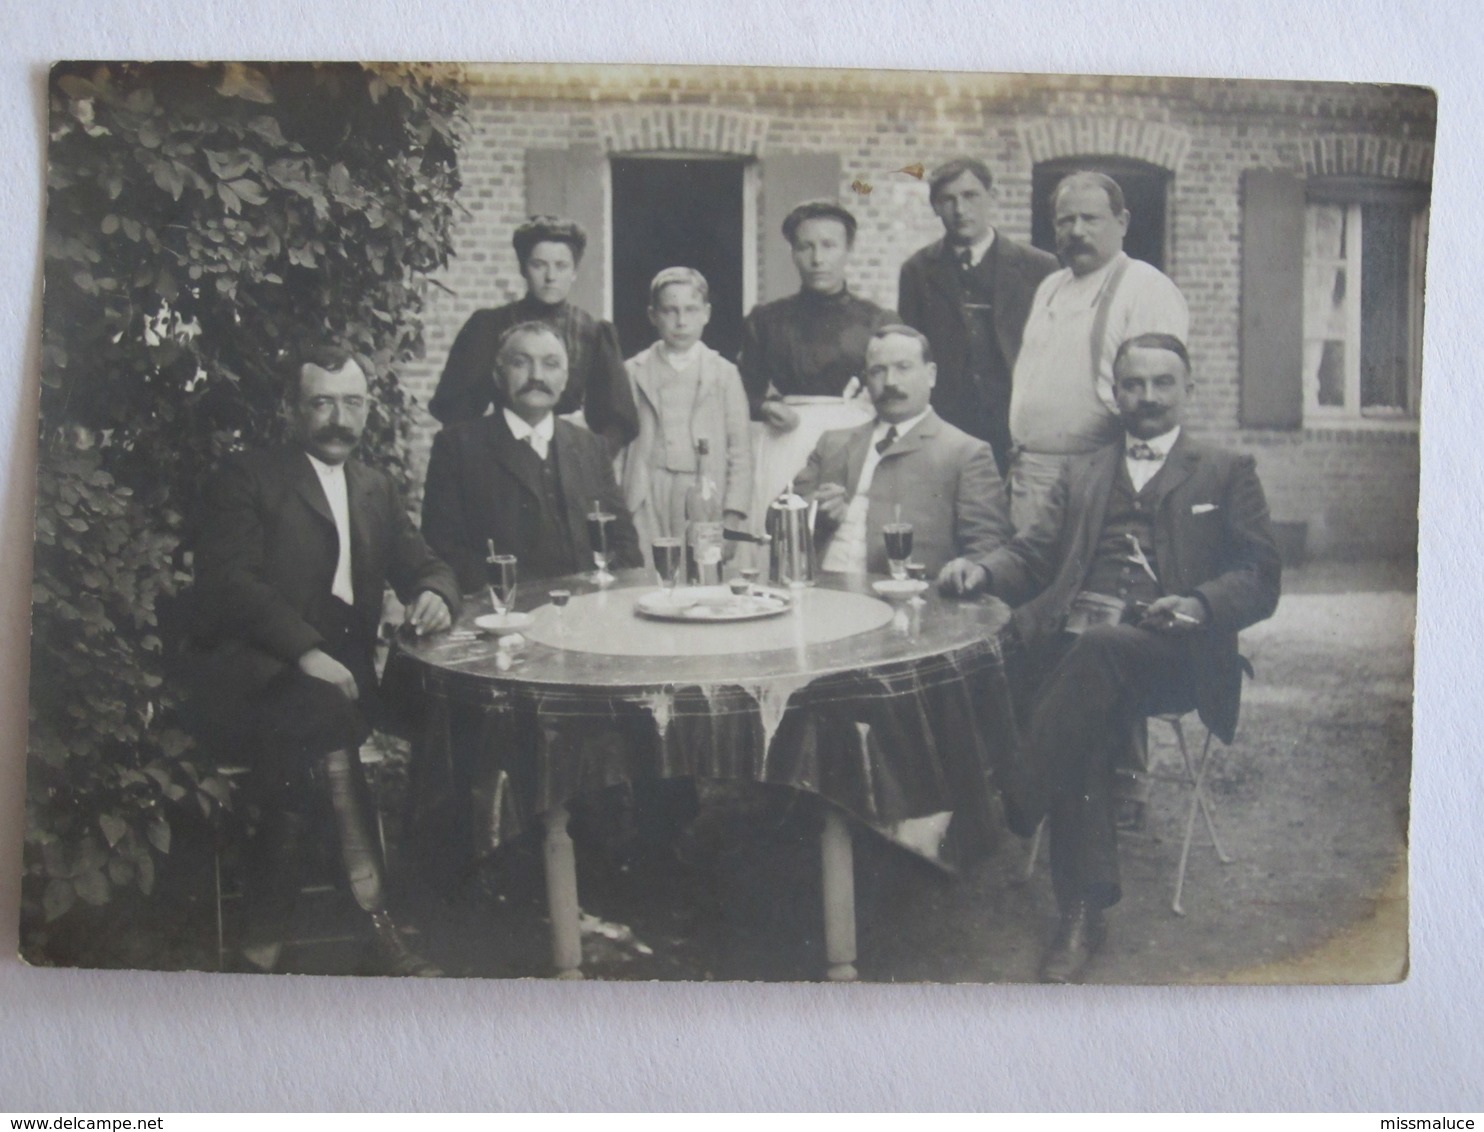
<box><xmin>1022</xmin><ymin>818</ymin><xmax>1045</xmax><ymax>882</ymax></box>
<box><xmin>214</xmin><ymin>848</ymin><xmax>226</xmax><ymax>971</ymax></box>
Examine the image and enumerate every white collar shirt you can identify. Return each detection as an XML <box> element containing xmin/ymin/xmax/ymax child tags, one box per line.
<box><xmin>659</xmin><ymin>342</ymin><xmax>703</xmax><ymax>371</ymax></box>
<box><xmin>821</xmin><ymin>409</ymin><xmax>933</xmax><ymax>574</ymax></box>
<box><xmin>954</xmin><ymin>229</ymin><xmax>997</xmax><ymax>268</ymax></box>
<box><xmin>504</xmin><ymin>407</ymin><xmax>556</xmax><ymax>461</ymax></box>
<box><xmin>1124</xmin><ymin>425</ymin><xmax>1180</xmax><ymax>492</ymax></box>
<box><xmin>306</xmin><ymin>452</ymin><xmax>355</xmax><ymax>605</ymax></box>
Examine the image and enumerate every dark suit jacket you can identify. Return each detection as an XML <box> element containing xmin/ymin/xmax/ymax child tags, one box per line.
<box><xmin>421</xmin><ymin>412</ymin><xmax>642</xmax><ymax>593</ymax></box>
<box><xmin>983</xmin><ymin>434</ymin><xmax>1282</xmax><ymax>744</ymax></box>
<box><xmin>897</xmin><ymin>235</ymin><xmax>1059</xmax><ymax>461</ymax></box>
<box><xmin>188</xmin><ymin>447</ymin><xmax>462</xmax><ymax>736</ymax></box>
<box><xmin>792</xmin><ymin>409</ymin><xmax>1014</xmax><ymax>577</ymax></box>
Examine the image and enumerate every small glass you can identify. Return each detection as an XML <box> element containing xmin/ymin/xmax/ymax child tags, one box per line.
<box><xmin>651</xmin><ymin>536</ymin><xmax>684</xmax><ymax>600</ymax></box>
<box><xmin>587</xmin><ymin>507</ymin><xmax>616</xmax><ymax>585</ymax></box>
<box><xmin>486</xmin><ymin>553</ymin><xmax>517</xmax><ymax>616</ymax></box>
<box><xmin>739</xmin><ymin>566</ymin><xmax>760</xmax><ymax>594</ymax></box>
<box><xmin>883</xmin><ymin>522</ymin><xmax>914</xmax><ymax>581</ymax></box>
<box><xmin>548</xmin><ymin>588</ymin><xmax>571</xmax><ymax>634</ymax></box>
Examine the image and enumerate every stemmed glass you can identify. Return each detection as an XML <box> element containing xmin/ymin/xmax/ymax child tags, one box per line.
<box><xmin>883</xmin><ymin>522</ymin><xmax>914</xmax><ymax>582</ymax></box>
<box><xmin>485</xmin><ymin>547</ymin><xmax>517</xmax><ymax>619</ymax></box>
<box><xmin>548</xmin><ymin>588</ymin><xmax>572</xmax><ymax>634</ymax></box>
<box><xmin>587</xmin><ymin>502</ymin><xmax>616</xmax><ymax>586</ymax></box>
<box><xmin>651</xmin><ymin>536</ymin><xmax>683</xmax><ymax>604</ymax></box>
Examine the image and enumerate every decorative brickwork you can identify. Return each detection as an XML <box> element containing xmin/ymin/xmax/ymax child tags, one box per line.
<box><xmin>597</xmin><ymin>107</ymin><xmax>770</xmax><ymax>155</ymax></box>
<box><xmin>1018</xmin><ymin>117</ymin><xmax>1191</xmax><ymax>172</ymax></box>
<box><xmin>1303</xmin><ymin>134</ymin><xmax>1434</xmax><ymax>182</ymax></box>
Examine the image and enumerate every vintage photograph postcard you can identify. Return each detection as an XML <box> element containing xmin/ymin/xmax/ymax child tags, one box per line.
<box><xmin>21</xmin><ymin>61</ymin><xmax>1425</xmax><ymax>984</ymax></box>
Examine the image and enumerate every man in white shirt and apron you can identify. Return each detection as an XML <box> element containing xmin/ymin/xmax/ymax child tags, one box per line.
<box><xmin>1007</xmin><ymin>171</ymin><xmax>1190</xmax><ymax>536</ymax></box>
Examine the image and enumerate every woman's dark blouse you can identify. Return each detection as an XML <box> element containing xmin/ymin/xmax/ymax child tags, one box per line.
<box><xmin>737</xmin><ymin>288</ymin><xmax>898</xmax><ymax>419</ymax></box>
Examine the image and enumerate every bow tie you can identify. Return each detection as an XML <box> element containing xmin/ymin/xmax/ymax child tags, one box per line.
<box><xmin>1127</xmin><ymin>441</ymin><xmax>1161</xmax><ymax>461</ymax></box>
<box><xmin>875</xmin><ymin>425</ymin><xmax>899</xmax><ymax>455</ymax></box>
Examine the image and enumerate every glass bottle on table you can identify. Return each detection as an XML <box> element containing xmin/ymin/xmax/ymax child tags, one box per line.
<box><xmin>684</xmin><ymin>437</ymin><xmax>724</xmax><ymax>587</ymax></box>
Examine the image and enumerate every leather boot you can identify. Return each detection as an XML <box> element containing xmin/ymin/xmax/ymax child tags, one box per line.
<box><xmin>321</xmin><ymin>748</ymin><xmax>385</xmax><ymax>912</ymax></box>
<box><xmin>369</xmin><ymin>911</ymin><xmax>444</xmax><ymax>977</ymax></box>
<box><xmin>1039</xmin><ymin>900</ymin><xmax>1107</xmax><ymax>984</ymax></box>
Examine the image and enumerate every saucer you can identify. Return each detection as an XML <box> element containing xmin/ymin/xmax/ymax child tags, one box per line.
<box><xmin>872</xmin><ymin>579</ymin><xmax>930</xmax><ymax>598</ymax></box>
<box><xmin>474</xmin><ymin>611</ymin><xmax>534</xmax><ymax>635</ymax></box>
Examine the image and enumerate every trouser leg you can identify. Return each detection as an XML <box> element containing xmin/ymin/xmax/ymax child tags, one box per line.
<box><xmin>238</xmin><ymin>801</ymin><xmax>310</xmax><ymax>965</ymax></box>
<box><xmin>1024</xmin><ymin>623</ymin><xmax>1192</xmax><ymax>909</ymax></box>
<box><xmin>1007</xmin><ymin>451</ymin><xmax>1071</xmax><ymax>535</ymax></box>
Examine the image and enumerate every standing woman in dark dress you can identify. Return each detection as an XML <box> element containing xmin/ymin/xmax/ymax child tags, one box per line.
<box><xmin>738</xmin><ymin>200</ymin><xmax>898</xmax><ymax>522</ymax></box>
<box><xmin>429</xmin><ymin>216</ymin><xmax>640</xmax><ymax>450</ymax></box>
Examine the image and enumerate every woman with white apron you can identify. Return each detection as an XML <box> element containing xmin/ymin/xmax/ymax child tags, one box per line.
<box><xmin>737</xmin><ymin>201</ymin><xmax>897</xmax><ymax>549</ymax></box>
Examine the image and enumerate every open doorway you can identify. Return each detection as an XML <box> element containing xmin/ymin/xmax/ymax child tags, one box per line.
<box><xmin>611</xmin><ymin>156</ymin><xmax>747</xmax><ymax>362</ymax></box>
<box><xmin>1031</xmin><ymin>157</ymin><xmax>1172</xmax><ymax>271</ymax></box>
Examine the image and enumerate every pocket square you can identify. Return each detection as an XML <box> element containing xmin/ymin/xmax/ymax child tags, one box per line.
<box><xmin>1191</xmin><ymin>503</ymin><xmax>1219</xmax><ymax>514</ymax></box>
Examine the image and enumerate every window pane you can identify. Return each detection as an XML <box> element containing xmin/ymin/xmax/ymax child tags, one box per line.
<box><xmin>1360</xmin><ymin>202</ymin><xmax>1413</xmax><ymax>411</ymax></box>
<box><xmin>1315</xmin><ymin>341</ymin><xmax>1346</xmax><ymax>406</ymax></box>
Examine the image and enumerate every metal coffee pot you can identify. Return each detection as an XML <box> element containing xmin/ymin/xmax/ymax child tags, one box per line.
<box><xmin>765</xmin><ymin>490</ymin><xmax>818</xmax><ymax>587</ymax></box>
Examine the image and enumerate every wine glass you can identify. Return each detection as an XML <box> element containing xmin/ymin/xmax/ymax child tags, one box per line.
<box><xmin>587</xmin><ymin>506</ymin><xmax>616</xmax><ymax>586</ymax></box>
<box><xmin>883</xmin><ymin>522</ymin><xmax>914</xmax><ymax>582</ymax></box>
<box><xmin>486</xmin><ymin>553</ymin><xmax>517</xmax><ymax>619</ymax></box>
<box><xmin>651</xmin><ymin>536</ymin><xmax>683</xmax><ymax>602</ymax></box>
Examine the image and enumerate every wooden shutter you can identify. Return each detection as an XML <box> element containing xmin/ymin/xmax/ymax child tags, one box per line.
<box><xmin>1240</xmin><ymin>169</ymin><xmax>1305</xmax><ymax>428</ymax></box>
<box><xmin>758</xmin><ymin>153</ymin><xmax>842</xmax><ymax>302</ymax></box>
<box><xmin>525</xmin><ymin>146</ymin><xmax>607</xmax><ymax>316</ymax></box>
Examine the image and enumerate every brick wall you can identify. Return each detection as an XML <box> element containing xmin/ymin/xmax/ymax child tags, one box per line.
<box><xmin>399</xmin><ymin>67</ymin><xmax>1432</xmax><ymax>562</ymax></box>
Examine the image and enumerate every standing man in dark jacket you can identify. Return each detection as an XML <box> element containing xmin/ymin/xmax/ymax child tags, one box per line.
<box><xmin>963</xmin><ymin>334</ymin><xmax>1281</xmax><ymax>983</ymax></box>
<box><xmin>898</xmin><ymin>158</ymin><xmax>1059</xmax><ymax>475</ymax></box>
<box><xmin>428</xmin><ymin>216</ymin><xmax>640</xmax><ymax>451</ymax></box>
<box><xmin>191</xmin><ymin>346</ymin><xmax>462</xmax><ymax>975</ymax></box>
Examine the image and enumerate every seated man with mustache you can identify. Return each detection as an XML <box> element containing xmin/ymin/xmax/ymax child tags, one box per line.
<box><xmin>422</xmin><ymin>321</ymin><xmax>642</xmax><ymax>594</ymax></box>
<box><xmin>793</xmin><ymin>324</ymin><xmax>1016</xmax><ymax>582</ymax></box>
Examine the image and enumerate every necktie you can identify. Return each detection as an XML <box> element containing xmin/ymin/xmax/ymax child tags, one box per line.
<box><xmin>957</xmin><ymin>247</ymin><xmax>974</xmax><ymax>271</ymax></box>
<box><xmin>1127</xmin><ymin>441</ymin><xmax>1160</xmax><ymax>461</ymax></box>
<box><xmin>876</xmin><ymin>425</ymin><xmax>898</xmax><ymax>455</ymax></box>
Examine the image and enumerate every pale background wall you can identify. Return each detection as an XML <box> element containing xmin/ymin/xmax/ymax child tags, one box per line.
<box><xmin>1</xmin><ymin>0</ymin><xmax>1480</xmax><ymax>1112</ymax></box>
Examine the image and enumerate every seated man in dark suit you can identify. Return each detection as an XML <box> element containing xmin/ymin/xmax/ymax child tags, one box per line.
<box><xmin>191</xmin><ymin>346</ymin><xmax>461</xmax><ymax>975</ymax></box>
<box><xmin>960</xmin><ymin>333</ymin><xmax>1282</xmax><ymax>982</ymax></box>
<box><xmin>422</xmin><ymin>321</ymin><xmax>642</xmax><ymax>591</ymax></box>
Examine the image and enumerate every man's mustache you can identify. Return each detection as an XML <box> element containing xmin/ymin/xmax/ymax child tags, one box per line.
<box><xmin>517</xmin><ymin>380</ymin><xmax>556</xmax><ymax>396</ymax></box>
<box><xmin>874</xmin><ymin>387</ymin><xmax>909</xmax><ymax>403</ymax></box>
<box><xmin>311</xmin><ymin>424</ymin><xmax>359</xmax><ymax>445</ymax></box>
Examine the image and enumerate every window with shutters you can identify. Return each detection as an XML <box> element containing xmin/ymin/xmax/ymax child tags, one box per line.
<box><xmin>1302</xmin><ymin>190</ymin><xmax>1428</xmax><ymax>423</ymax></box>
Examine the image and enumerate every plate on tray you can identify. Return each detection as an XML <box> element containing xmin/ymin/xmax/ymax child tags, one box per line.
<box><xmin>635</xmin><ymin>585</ymin><xmax>793</xmax><ymax>623</ymax></box>
<box><xmin>474</xmin><ymin>610</ymin><xmax>534</xmax><ymax>635</ymax></box>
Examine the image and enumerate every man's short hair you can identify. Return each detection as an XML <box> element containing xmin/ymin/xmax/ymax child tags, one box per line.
<box><xmin>869</xmin><ymin>324</ymin><xmax>935</xmax><ymax>366</ymax></box>
<box><xmin>649</xmin><ymin>266</ymin><xmax>710</xmax><ymax>306</ymax></box>
<box><xmin>781</xmin><ymin>200</ymin><xmax>858</xmax><ymax>248</ymax></box>
<box><xmin>1114</xmin><ymin>333</ymin><xmax>1191</xmax><ymax>376</ymax></box>
<box><xmin>1052</xmin><ymin>171</ymin><xmax>1128</xmax><ymax>217</ymax></box>
<box><xmin>285</xmin><ymin>344</ymin><xmax>363</xmax><ymax>401</ymax></box>
<box><xmin>512</xmin><ymin>216</ymin><xmax>588</xmax><ymax>269</ymax></box>
<box><xmin>928</xmin><ymin>158</ymin><xmax>994</xmax><ymax>202</ymax></box>
<box><xmin>496</xmin><ymin>320</ymin><xmax>567</xmax><ymax>363</ymax></box>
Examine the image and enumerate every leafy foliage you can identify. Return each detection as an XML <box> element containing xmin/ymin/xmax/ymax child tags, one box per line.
<box><xmin>25</xmin><ymin>62</ymin><xmax>467</xmax><ymax>940</ymax></box>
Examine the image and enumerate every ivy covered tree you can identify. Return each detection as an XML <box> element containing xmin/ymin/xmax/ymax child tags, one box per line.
<box><xmin>25</xmin><ymin>62</ymin><xmax>468</xmax><ymax>953</ymax></box>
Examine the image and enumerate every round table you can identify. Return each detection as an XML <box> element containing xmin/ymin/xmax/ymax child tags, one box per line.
<box><xmin>394</xmin><ymin>569</ymin><xmax>1018</xmax><ymax>980</ymax></box>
